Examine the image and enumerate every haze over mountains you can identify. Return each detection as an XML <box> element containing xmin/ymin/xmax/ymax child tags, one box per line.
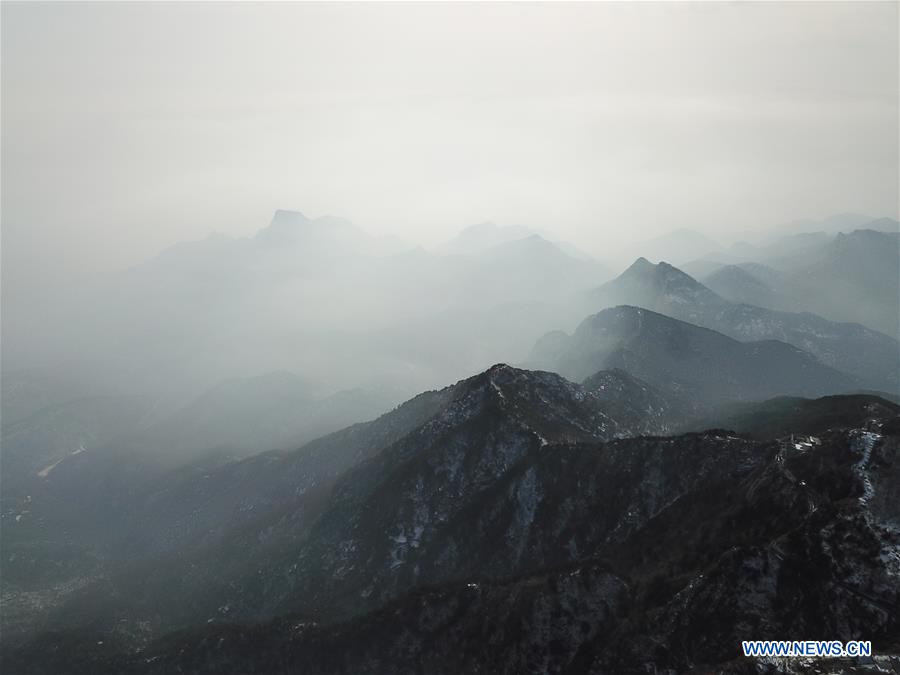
<box><xmin>3</xmin><ymin>211</ymin><xmax>613</xmax><ymax>480</ymax></box>
<box><xmin>5</xmin><ymin>210</ymin><xmax>896</xmax><ymax>489</ymax></box>
<box><xmin>587</xmin><ymin>256</ymin><xmax>899</xmax><ymax>393</ymax></box>
<box><xmin>696</xmin><ymin>227</ymin><xmax>900</xmax><ymax>338</ymax></box>
<box><xmin>4</xmin><ymin>1</ymin><xmax>899</xmax><ymax>670</ymax></box>
<box><xmin>9</xmin><ymin>211</ymin><xmax>608</xmax><ymax>402</ymax></box>
<box><xmin>3</xmin><ymin>209</ymin><xmax>900</xmax><ymax>674</ymax></box>
<box><xmin>529</xmin><ymin>306</ymin><xmax>857</xmax><ymax>406</ymax></box>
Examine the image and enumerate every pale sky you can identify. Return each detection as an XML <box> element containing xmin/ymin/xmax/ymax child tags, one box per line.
<box><xmin>2</xmin><ymin>1</ymin><xmax>898</xmax><ymax>304</ymax></box>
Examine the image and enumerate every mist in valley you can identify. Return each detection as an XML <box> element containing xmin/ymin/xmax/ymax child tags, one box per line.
<box><xmin>2</xmin><ymin>2</ymin><xmax>899</xmax><ymax>674</ymax></box>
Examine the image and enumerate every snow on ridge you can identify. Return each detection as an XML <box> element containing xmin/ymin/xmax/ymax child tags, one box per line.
<box><xmin>852</xmin><ymin>431</ymin><xmax>880</xmax><ymax>506</ymax></box>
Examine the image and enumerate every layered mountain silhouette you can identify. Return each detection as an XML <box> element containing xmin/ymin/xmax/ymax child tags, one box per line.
<box><xmin>25</xmin><ymin>211</ymin><xmax>610</xmax><ymax>412</ymax></box>
<box><xmin>778</xmin><ymin>212</ymin><xmax>897</xmax><ymax>236</ymax></box>
<box><xmin>4</xmin><ymin>210</ymin><xmax>900</xmax><ymax>675</ymax></box>
<box><xmin>588</xmin><ymin>258</ymin><xmax>899</xmax><ymax>393</ymax></box>
<box><xmin>694</xmin><ymin>228</ymin><xmax>900</xmax><ymax>338</ymax></box>
<box><xmin>437</xmin><ymin>221</ymin><xmax>536</xmax><ymax>255</ymax></box>
<box><xmin>530</xmin><ymin>306</ymin><xmax>856</xmax><ymax>407</ymax></box>
<box><xmin>702</xmin><ymin>263</ymin><xmax>785</xmax><ymax>309</ymax></box>
<box><xmin>438</xmin><ymin>221</ymin><xmax>595</xmax><ymax>261</ymax></box>
<box><xmin>777</xmin><ymin>229</ymin><xmax>900</xmax><ymax>338</ymax></box>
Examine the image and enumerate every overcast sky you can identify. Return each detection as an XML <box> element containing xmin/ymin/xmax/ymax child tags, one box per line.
<box><xmin>2</xmin><ymin>1</ymin><xmax>898</xmax><ymax>303</ymax></box>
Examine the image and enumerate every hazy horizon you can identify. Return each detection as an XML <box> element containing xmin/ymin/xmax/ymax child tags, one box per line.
<box><xmin>3</xmin><ymin>5</ymin><xmax>900</xmax><ymax>671</ymax></box>
<box><xmin>3</xmin><ymin>2</ymin><xmax>898</xmax><ymax>302</ymax></box>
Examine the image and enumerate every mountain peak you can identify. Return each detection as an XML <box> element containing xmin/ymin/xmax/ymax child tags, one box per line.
<box><xmin>256</xmin><ymin>209</ymin><xmax>312</xmax><ymax>242</ymax></box>
<box><xmin>621</xmin><ymin>256</ymin><xmax>655</xmax><ymax>276</ymax></box>
<box><xmin>621</xmin><ymin>229</ymin><xmax>721</xmax><ymax>266</ymax></box>
<box><xmin>592</xmin><ymin>258</ymin><xmax>725</xmax><ymax>313</ymax></box>
<box><xmin>262</xmin><ymin>210</ymin><xmax>359</xmax><ymax>233</ymax></box>
<box><xmin>254</xmin><ymin>210</ymin><xmax>365</xmax><ymax>249</ymax></box>
<box><xmin>269</xmin><ymin>209</ymin><xmax>310</xmax><ymax>228</ymax></box>
<box><xmin>616</xmin><ymin>257</ymin><xmax>706</xmax><ymax>289</ymax></box>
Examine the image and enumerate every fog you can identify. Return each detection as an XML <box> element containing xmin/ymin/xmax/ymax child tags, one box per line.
<box><xmin>4</xmin><ymin>3</ymin><xmax>897</xmax><ymax>281</ymax></box>
<box><xmin>2</xmin><ymin>1</ymin><xmax>898</xmax><ymax>452</ymax></box>
<box><xmin>3</xmin><ymin>5</ymin><xmax>900</xmax><ymax>668</ymax></box>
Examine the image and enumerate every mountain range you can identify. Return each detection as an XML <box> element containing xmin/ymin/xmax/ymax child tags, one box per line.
<box><xmin>587</xmin><ymin>257</ymin><xmax>899</xmax><ymax>394</ymax></box>
<box><xmin>11</xmin><ymin>211</ymin><xmax>610</xmax><ymax>411</ymax></box>
<box><xmin>3</xmin><ymin>210</ymin><xmax>900</xmax><ymax>674</ymax></box>
<box><xmin>529</xmin><ymin>305</ymin><xmax>856</xmax><ymax>407</ymax></box>
<box><xmin>437</xmin><ymin>221</ymin><xmax>595</xmax><ymax>260</ymax></box>
<box><xmin>690</xmin><ymin>227</ymin><xmax>900</xmax><ymax>338</ymax></box>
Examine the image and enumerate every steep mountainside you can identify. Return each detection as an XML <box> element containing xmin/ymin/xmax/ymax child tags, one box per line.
<box><xmin>530</xmin><ymin>306</ymin><xmax>855</xmax><ymax>406</ymax></box>
<box><xmin>581</xmin><ymin>368</ymin><xmax>688</xmax><ymax>435</ymax></box>
<box><xmin>3</xmin><ymin>365</ymin><xmax>674</xmax><ymax>644</ymax></box>
<box><xmin>8</xmin><ymin>415</ymin><xmax>899</xmax><ymax>674</ymax></box>
<box><xmin>589</xmin><ymin>258</ymin><xmax>899</xmax><ymax>393</ymax></box>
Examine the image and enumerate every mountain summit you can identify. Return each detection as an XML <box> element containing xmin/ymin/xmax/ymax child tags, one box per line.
<box><xmin>255</xmin><ymin>209</ymin><xmax>370</xmax><ymax>251</ymax></box>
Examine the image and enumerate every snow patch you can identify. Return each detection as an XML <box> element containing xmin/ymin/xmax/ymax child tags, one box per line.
<box><xmin>852</xmin><ymin>431</ymin><xmax>880</xmax><ymax>506</ymax></box>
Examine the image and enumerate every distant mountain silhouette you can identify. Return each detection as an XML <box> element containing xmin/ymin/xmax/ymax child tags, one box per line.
<box><xmin>779</xmin><ymin>213</ymin><xmax>897</xmax><ymax>236</ymax></box>
<box><xmin>688</xmin><ymin>227</ymin><xmax>899</xmax><ymax>338</ymax></box>
<box><xmin>702</xmin><ymin>264</ymin><xmax>784</xmax><ymax>309</ymax></box>
<box><xmin>33</xmin><ymin>211</ymin><xmax>610</xmax><ymax>406</ymax></box>
<box><xmin>790</xmin><ymin>229</ymin><xmax>900</xmax><ymax>337</ymax></box>
<box><xmin>530</xmin><ymin>305</ymin><xmax>856</xmax><ymax>406</ymax></box>
<box><xmin>588</xmin><ymin>258</ymin><xmax>899</xmax><ymax>392</ymax></box>
<box><xmin>4</xmin><ymin>210</ymin><xmax>899</xmax><ymax>675</ymax></box>
<box><xmin>438</xmin><ymin>221</ymin><xmax>596</xmax><ymax>260</ymax></box>
<box><xmin>436</xmin><ymin>221</ymin><xmax>535</xmax><ymax>255</ymax></box>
